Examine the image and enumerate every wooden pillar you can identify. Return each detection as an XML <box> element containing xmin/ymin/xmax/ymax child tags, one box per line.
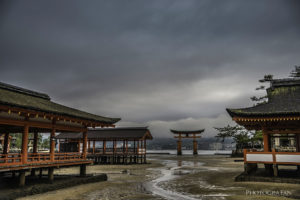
<box><xmin>33</xmin><ymin>131</ymin><xmax>38</xmax><ymax>153</ymax></box>
<box><xmin>78</xmin><ymin>141</ymin><xmax>81</xmax><ymax>153</ymax></box>
<box><xmin>50</xmin><ymin>128</ymin><xmax>56</xmax><ymax>162</ymax></box>
<box><xmin>22</xmin><ymin>124</ymin><xmax>29</xmax><ymax>164</ymax></box>
<box><xmin>82</xmin><ymin>131</ymin><xmax>87</xmax><ymax>159</ymax></box>
<box><xmin>39</xmin><ymin>168</ymin><xmax>43</xmax><ymax>179</ymax></box>
<box><xmin>273</xmin><ymin>164</ymin><xmax>278</xmax><ymax>177</ymax></box>
<box><xmin>19</xmin><ymin>170</ymin><xmax>26</xmax><ymax>187</ymax></box>
<box><xmin>80</xmin><ymin>164</ymin><xmax>86</xmax><ymax>177</ymax></box>
<box><xmin>31</xmin><ymin>168</ymin><xmax>36</xmax><ymax>177</ymax></box>
<box><xmin>177</xmin><ymin>134</ymin><xmax>182</xmax><ymax>155</ymax></box>
<box><xmin>103</xmin><ymin>140</ymin><xmax>106</xmax><ymax>154</ymax></box>
<box><xmin>3</xmin><ymin>133</ymin><xmax>9</xmax><ymax>154</ymax></box>
<box><xmin>193</xmin><ymin>134</ymin><xmax>198</xmax><ymax>155</ymax></box>
<box><xmin>113</xmin><ymin>140</ymin><xmax>117</xmax><ymax>154</ymax></box>
<box><xmin>88</xmin><ymin>140</ymin><xmax>91</xmax><ymax>153</ymax></box>
<box><xmin>123</xmin><ymin>140</ymin><xmax>125</xmax><ymax>153</ymax></box>
<box><xmin>93</xmin><ymin>140</ymin><xmax>95</xmax><ymax>154</ymax></box>
<box><xmin>133</xmin><ymin>140</ymin><xmax>136</xmax><ymax>154</ymax></box>
<box><xmin>263</xmin><ymin>128</ymin><xmax>270</xmax><ymax>152</ymax></box>
<box><xmin>137</xmin><ymin>140</ymin><xmax>140</xmax><ymax>154</ymax></box>
<box><xmin>297</xmin><ymin>134</ymin><xmax>300</xmax><ymax>152</ymax></box>
<box><xmin>144</xmin><ymin>139</ymin><xmax>147</xmax><ymax>163</ymax></box>
<box><xmin>48</xmin><ymin>167</ymin><xmax>54</xmax><ymax>183</ymax></box>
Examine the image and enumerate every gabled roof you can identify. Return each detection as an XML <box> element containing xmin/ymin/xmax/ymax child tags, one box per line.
<box><xmin>56</xmin><ymin>127</ymin><xmax>153</xmax><ymax>140</ymax></box>
<box><xmin>170</xmin><ymin>129</ymin><xmax>205</xmax><ymax>134</ymax></box>
<box><xmin>0</xmin><ymin>82</ymin><xmax>120</xmax><ymax>125</ymax></box>
<box><xmin>227</xmin><ymin>78</ymin><xmax>300</xmax><ymax>118</ymax></box>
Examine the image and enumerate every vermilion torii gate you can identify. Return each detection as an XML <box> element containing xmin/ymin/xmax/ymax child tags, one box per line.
<box><xmin>171</xmin><ymin>129</ymin><xmax>204</xmax><ymax>155</ymax></box>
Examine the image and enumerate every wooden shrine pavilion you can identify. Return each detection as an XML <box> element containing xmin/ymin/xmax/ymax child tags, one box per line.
<box><xmin>171</xmin><ymin>129</ymin><xmax>204</xmax><ymax>155</ymax></box>
<box><xmin>0</xmin><ymin>82</ymin><xmax>120</xmax><ymax>186</ymax></box>
<box><xmin>56</xmin><ymin>127</ymin><xmax>153</xmax><ymax>164</ymax></box>
<box><xmin>227</xmin><ymin>77</ymin><xmax>300</xmax><ymax>176</ymax></box>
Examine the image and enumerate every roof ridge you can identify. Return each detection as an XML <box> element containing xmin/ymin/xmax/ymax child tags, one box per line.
<box><xmin>271</xmin><ymin>78</ymin><xmax>300</xmax><ymax>87</ymax></box>
<box><xmin>0</xmin><ymin>82</ymin><xmax>50</xmax><ymax>100</ymax></box>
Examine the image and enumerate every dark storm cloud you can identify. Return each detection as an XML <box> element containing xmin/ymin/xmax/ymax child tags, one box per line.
<box><xmin>0</xmin><ymin>0</ymin><xmax>299</xmax><ymax>137</ymax></box>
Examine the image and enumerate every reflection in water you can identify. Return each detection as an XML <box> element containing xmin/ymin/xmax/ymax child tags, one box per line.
<box><xmin>193</xmin><ymin>161</ymin><xmax>198</xmax><ymax>167</ymax></box>
<box><xmin>177</xmin><ymin>160</ymin><xmax>182</xmax><ymax>167</ymax></box>
<box><xmin>146</xmin><ymin>160</ymin><xmax>201</xmax><ymax>200</ymax></box>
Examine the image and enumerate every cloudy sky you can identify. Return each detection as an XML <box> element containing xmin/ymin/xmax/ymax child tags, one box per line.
<box><xmin>0</xmin><ymin>0</ymin><xmax>299</xmax><ymax>138</ymax></box>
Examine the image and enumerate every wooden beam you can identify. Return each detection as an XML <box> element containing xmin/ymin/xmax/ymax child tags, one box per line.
<box><xmin>0</xmin><ymin>117</ymin><xmax>87</xmax><ymax>132</ymax></box>
<box><xmin>0</xmin><ymin>105</ymin><xmax>115</xmax><ymax>128</ymax></box>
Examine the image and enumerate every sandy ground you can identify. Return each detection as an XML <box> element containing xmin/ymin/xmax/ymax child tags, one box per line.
<box><xmin>17</xmin><ymin>155</ymin><xmax>300</xmax><ymax>200</ymax></box>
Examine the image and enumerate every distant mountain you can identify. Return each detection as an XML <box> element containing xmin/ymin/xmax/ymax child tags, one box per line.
<box><xmin>147</xmin><ymin>137</ymin><xmax>234</xmax><ymax>150</ymax></box>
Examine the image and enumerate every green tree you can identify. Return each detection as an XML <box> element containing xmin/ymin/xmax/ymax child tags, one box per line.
<box><xmin>41</xmin><ymin>137</ymin><xmax>50</xmax><ymax>149</ymax></box>
<box><xmin>214</xmin><ymin>125</ymin><xmax>263</xmax><ymax>153</ymax></box>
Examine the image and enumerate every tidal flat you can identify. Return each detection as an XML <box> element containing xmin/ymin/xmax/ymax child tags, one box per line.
<box><xmin>18</xmin><ymin>155</ymin><xmax>300</xmax><ymax>200</ymax></box>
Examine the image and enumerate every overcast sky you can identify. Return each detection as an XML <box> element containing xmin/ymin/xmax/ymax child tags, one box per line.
<box><xmin>0</xmin><ymin>0</ymin><xmax>300</xmax><ymax>138</ymax></box>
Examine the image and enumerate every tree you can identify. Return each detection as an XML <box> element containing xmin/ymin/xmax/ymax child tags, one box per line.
<box><xmin>214</xmin><ymin>125</ymin><xmax>263</xmax><ymax>153</ymax></box>
<box><xmin>250</xmin><ymin>74</ymin><xmax>273</xmax><ymax>105</ymax></box>
<box><xmin>41</xmin><ymin>137</ymin><xmax>50</xmax><ymax>149</ymax></box>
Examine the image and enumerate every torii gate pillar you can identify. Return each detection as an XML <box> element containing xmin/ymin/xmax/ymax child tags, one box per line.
<box><xmin>171</xmin><ymin>129</ymin><xmax>204</xmax><ymax>156</ymax></box>
<box><xmin>177</xmin><ymin>138</ymin><xmax>182</xmax><ymax>155</ymax></box>
<box><xmin>193</xmin><ymin>140</ymin><xmax>198</xmax><ymax>155</ymax></box>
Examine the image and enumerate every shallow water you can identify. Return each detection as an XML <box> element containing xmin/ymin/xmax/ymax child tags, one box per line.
<box><xmin>145</xmin><ymin>160</ymin><xmax>201</xmax><ymax>200</ymax></box>
<box><xmin>145</xmin><ymin>157</ymin><xmax>232</xmax><ymax>200</ymax></box>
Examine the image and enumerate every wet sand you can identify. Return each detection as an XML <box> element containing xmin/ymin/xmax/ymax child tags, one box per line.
<box><xmin>18</xmin><ymin>155</ymin><xmax>300</xmax><ymax>200</ymax></box>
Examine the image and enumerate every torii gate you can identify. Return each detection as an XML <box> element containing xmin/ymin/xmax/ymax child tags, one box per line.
<box><xmin>171</xmin><ymin>129</ymin><xmax>204</xmax><ymax>155</ymax></box>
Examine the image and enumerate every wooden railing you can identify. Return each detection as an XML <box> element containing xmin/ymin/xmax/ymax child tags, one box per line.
<box><xmin>28</xmin><ymin>153</ymin><xmax>51</xmax><ymax>162</ymax></box>
<box><xmin>54</xmin><ymin>153</ymin><xmax>83</xmax><ymax>161</ymax></box>
<box><xmin>244</xmin><ymin>149</ymin><xmax>300</xmax><ymax>165</ymax></box>
<box><xmin>0</xmin><ymin>152</ymin><xmax>84</xmax><ymax>166</ymax></box>
<box><xmin>0</xmin><ymin>153</ymin><xmax>22</xmax><ymax>165</ymax></box>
